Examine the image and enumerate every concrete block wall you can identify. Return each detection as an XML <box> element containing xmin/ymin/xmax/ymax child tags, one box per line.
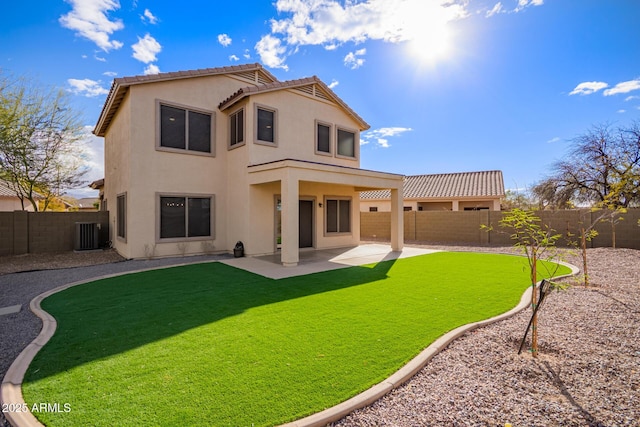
<box><xmin>360</xmin><ymin>212</ymin><xmax>391</xmax><ymax>240</ymax></box>
<box><xmin>361</xmin><ymin>209</ymin><xmax>640</xmax><ymax>249</ymax></box>
<box><xmin>0</xmin><ymin>211</ymin><xmax>109</xmax><ymax>255</ymax></box>
<box><xmin>0</xmin><ymin>212</ymin><xmax>15</xmax><ymax>256</ymax></box>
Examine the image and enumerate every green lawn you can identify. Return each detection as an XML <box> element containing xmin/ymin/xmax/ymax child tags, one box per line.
<box><xmin>22</xmin><ymin>252</ymin><xmax>570</xmax><ymax>427</ymax></box>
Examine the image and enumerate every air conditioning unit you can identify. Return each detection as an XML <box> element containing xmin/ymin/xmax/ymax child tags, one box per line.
<box><xmin>75</xmin><ymin>222</ymin><xmax>99</xmax><ymax>251</ymax></box>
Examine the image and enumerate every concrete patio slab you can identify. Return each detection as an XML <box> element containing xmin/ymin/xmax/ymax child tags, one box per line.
<box><xmin>0</xmin><ymin>305</ymin><xmax>22</xmax><ymax>316</ymax></box>
<box><xmin>220</xmin><ymin>244</ymin><xmax>439</xmax><ymax>279</ymax></box>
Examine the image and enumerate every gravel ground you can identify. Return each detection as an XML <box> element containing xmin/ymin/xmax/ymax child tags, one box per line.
<box><xmin>0</xmin><ymin>250</ymin><xmax>126</xmax><ymax>276</ymax></box>
<box><xmin>332</xmin><ymin>246</ymin><xmax>640</xmax><ymax>427</ymax></box>
<box><xmin>1</xmin><ymin>246</ymin><xmax>638</xmax><ymax>427</ymax></box>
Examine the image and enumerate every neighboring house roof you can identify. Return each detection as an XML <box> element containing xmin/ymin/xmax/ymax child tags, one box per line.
<box><xmin>360</xmin><ymin>170</ymin><xmax>505</xmax><ymax>200</ymax></box>
<box><xmin>0</xmin><ymin>178</ymin><xmax>44</xmax><ymax>199</ymax></box>
<box><xmin>89</xmin><ymin>178</ymin><xmax>104</xmax><ymax>190</ymax></box>
<box><xmin>0</xmin><ymin>179</ymin><xmax>17</xmax><ymax>197</ymax></box>
<box><xmin>218</xmin><ymin>76</ymin><xmax>370</xmax><ymax>130</ymax></box>
<box><xmin>94</xmin><ymin>63</ymin><xmax>278</xmax><ymax>137</ymax></box>
<box><xmin>77</xmin><ymin>197</ymin><xmax>100</xmax><ymax>208</ymax></box>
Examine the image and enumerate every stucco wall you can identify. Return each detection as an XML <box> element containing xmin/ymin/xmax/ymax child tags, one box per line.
<box><xmin>104</xmin><ymin>91</ymin><xmax>132</xmax><ymax>257</ymax></box>
<box><xmin>0</xmin><ymin>197</ymin><xmax>36</xmax><ymax>212</ymax></box>
<box><xmin>99</xmin><ymin>72</ymin><xmax>387</xmax><ymax>259</ymax></box>
<box><xmin>246</xmin><ymin>90</ymin><xmax>361</xmax><ymax>168</ymax></box>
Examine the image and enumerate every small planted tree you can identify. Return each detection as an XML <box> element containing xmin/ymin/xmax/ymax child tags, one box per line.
<box><xmin>484</xmin><ymin>209</ymin><xmax>563</xmax><ymax>358</ymax></box>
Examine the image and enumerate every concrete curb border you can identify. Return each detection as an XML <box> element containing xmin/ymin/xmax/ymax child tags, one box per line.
<box><xmin>1</xmin><ymin>259</ymin><xmax>579</xmax><ymax>427</ymax></box>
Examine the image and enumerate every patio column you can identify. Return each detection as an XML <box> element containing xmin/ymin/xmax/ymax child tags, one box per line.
<box><xmin>390</xmin><ymin>188</ymin><xmax>404</xmax><ymax>251</ymax></box>
<box><xmin>280</xmin><ymin>171</ymin><xmax>299</xmax><ymax>267</ymax></box>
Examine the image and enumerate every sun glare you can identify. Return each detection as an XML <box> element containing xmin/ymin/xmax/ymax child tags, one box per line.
<box><xmin>399</xmin><ymin>1</ymin><xmax>458</xmax><ymax>65</ymax></box>
<box><xmin>407</xmin><ymin>22</ymin><xmax>451</xmax><ymax>64</ymax></box>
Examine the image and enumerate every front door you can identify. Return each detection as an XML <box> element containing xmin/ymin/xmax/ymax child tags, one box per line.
<box><xmin>299</xmin><ymin>200</ymin><xmax>313</xmax><ymax>248</ymax></box>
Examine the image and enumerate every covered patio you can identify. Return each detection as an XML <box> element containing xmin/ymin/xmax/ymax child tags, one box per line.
<box><xmin>248</xmin><ymin>159</ymin><xmax>404</xmax><ymax>266</ymax></box>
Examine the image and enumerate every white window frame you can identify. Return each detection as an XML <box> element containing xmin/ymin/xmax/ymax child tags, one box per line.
<box><xmin>156</xmin><ymin>100</ymin><xmax>215</xmax><ymax>157</ymax></box>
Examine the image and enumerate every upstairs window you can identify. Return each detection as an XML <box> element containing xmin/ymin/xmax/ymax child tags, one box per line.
<box><xmin>159</xmin><ymin>104</ymin><xmax>212</xmax><ymax>154</ymax></box>
<box><xmin>256</xmin><ymin>107</ymin><xmax>276</xmax><ymax>144</ymax></box>
<box><xmin>337</xmin><ymin>128</ymin><xmax>356</xmax><ymax>158</ymax></box>
<box><xmin>230</xmin><ymin>108</ymin><xmax>244</xmax><ymax>147</ymax></box>
<box><xmin>316</xmin><ymin>122</ymin><xmax>331</xmax><ymax>154</ymax></box>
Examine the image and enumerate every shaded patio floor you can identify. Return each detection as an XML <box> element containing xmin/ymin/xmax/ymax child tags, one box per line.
<box><xmin>220</xmin><ymin>244</ymin><xmax>439</xmax><ymax>279</ymax></box>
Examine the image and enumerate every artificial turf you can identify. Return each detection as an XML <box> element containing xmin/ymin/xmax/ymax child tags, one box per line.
<box><xmin>22</xmin><ymin>252</ymin><xmax>570</xmax><ymax>426</ymax></box>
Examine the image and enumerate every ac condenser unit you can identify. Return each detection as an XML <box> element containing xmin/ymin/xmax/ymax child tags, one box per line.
<box><xmin>75</xmin><ymin>222</ymin><xmax>99</xmax><ymax>251</ymax></box>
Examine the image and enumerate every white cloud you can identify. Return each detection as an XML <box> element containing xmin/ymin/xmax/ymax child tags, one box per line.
<box><xmin>229</xmin><ymin>54</ymin><xmax>240</xmax><ymax>61</ymax></box>
<box><xmin>144</xmin><ymin>64</ymin><xmax>160</xmax><ymax>75</ymax></box>
<box><xmin>546</xmin><ymin>136</ymin><xmax>560</xmax><ymax>144</ymax></box>
<box><xmin>255</xmin><ymin>34</ymin><xmax>289</xmax><ymax>70</ymax></box>
<box><xmin>218</xmin><ymin>34</ymin><xmax>232</xmax><ymax>47</ymax></box>
<box><xmin>361</xmin><ymin>127</ymin><xmax>413</xmax><ymax>148</ymax></box>
<box><xmin>515</xmin><ymin>0</ymin><xmax>544</xmax><ymax>12</ymax></box>
<box><xmin>344</xmin><ymin>48</ymin><xmax>366</xmax><ymax>69</ymax></box>
<box><xmin>486</xmin><ymin>2</ymin><xmax>504</xmax><ymax>17</ymax></box>
<box><xmin>243</xmin><ymin>49</ymin><xmax>251</xmax><ymax>59</ymax></box>
<box><xmin>256</xmin><ymin>0</ymin><xmax>468</xmax><ymax>69</ymax></box>
<box><xmin>328</xmin><ymin>79</ymin><xmax>339</xmax><ymax>89</ymax></box>
<box><xmin>67</xmin><ymin>78</ymin><xmax>109</xmax><ymax>97</ymax></box>
<box><xmin>604</xmin><ymin>79</ymin><xmax>640</xmax><ymax>96</ymax></box>
<box><xmin>132</xmin><ymin>33</ymin><xmax>161</xmax><ymax>63</ymax></box>
<box><xmin>59</xmin><ymin>0</ymin><xmax>124</xmax><ymax>52</ymax></box>
<box><xmin>618</xmin><ymin>109</ymin><xmax>626</xmax><ymax>114</ymax></box>
<box><xmin>569</xmin><ymin>81</ymin><xmax>608</xmax><ymax>96</ymax></box>
<box><xmin>625</xmin><ymin>95</ymin><xmax>639</xmax><ymax>102</ymax></box>
<box><xmin>142</xmin><ymin>9</ymin><xmax>158</xmax><ymax>24</ymax></box>
<box><xmin>79</xmin><ymin>125</ymin><xmax>105</xmax><ymax>191</ymax></box>
<box><xmin>103</xmin><ymin>71</ymin><xmax>118</xmax><ymax>77</ymax></box>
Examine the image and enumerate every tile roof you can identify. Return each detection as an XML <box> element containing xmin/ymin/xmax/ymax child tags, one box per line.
<box><xmin>218</xmin><ymin>76</ymin><xmax>369</xmax><ymax>130</ymax></box>
<box><xmin>360</xmin><ymin>170</ymin><xmax>505</xmax><ymax>200</ymax></box>
<box><xmin>93</xmin><ymin>63</ymin><xmax>278</xmax><ymax>136</ymax></box>
<box><xmin>0</xmin><ymin>179</ymin><xmax>17</xmax><ymax>197</ymax></box>
<box><xmin>0</xmin><ymin>178</ymin><xmax>44</xmax><ymax>199</ymax></box>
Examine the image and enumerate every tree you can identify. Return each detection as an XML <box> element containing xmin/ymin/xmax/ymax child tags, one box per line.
<box><xmin>501</xmin><ymin>189</ymin><xmax>535</xmax><ymax>210</ymax></box>
<box><xmin>531</xmin><ymin>179</ymin><xmax>574</xmax><ymax>210</ymax></box>
<box><xmin>483</xmin><ymin>209</ymin><xmax>564</xmax><ymax>358</ymax></box>
<box><xmin>0</xmin><ymin>73</ymin><xmax>87</xmax><ymax>211</ymax></box>
<box><xmin>535</xmin><ymin>122</ymin><xmax>640</xmax><ymax>209</ymax></box>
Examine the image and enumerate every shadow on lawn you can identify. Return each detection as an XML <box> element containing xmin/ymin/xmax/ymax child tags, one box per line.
<box><xmin>25</xmin><ymin>256</ymin><xmax>398</xmax><ymax>382</ymax></box>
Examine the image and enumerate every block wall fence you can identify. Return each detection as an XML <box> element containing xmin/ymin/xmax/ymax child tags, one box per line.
<box><xmin>0</xmin><ymin>211</ymin><xmax>109</xmax><ymax>256</ymax></box>
<box><xmin>0</xmin><ymin>209</ymin><xmax>637</xmax><ymax>257</ymax></box>
<box><xmin>361</xmin><ymin>209</ymin><xmax>640</xmax><ymax>250</ymax></box>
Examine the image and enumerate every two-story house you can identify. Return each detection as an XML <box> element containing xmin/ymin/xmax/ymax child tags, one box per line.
<box><xmin>93</xmin><ymin>63</ymin><xmax>403</xmax><ymax>265</ymax></box>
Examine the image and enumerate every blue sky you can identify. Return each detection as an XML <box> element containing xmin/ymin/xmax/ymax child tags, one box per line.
<box><xmin>2</xmin><ymin>0</ymin><xmax>639</xmax><ymax>198</ymax></box>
